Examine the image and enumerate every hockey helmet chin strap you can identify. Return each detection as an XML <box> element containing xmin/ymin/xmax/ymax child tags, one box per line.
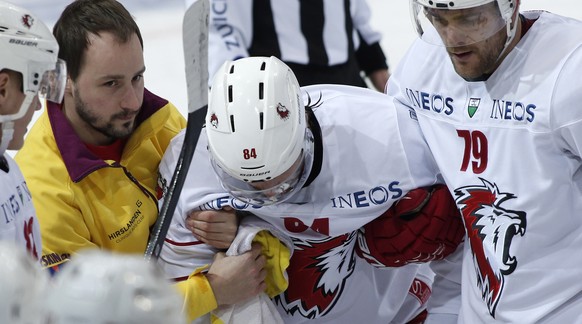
<box><xmin>0</xmin><ymin>122</ymin><xmax>14</xmax><ymax>155</ymax></box>
<box><xmin>494</xmin><ymin>12</ymin><xmax>520</xmax><ymax>65</ymax></box>
<box><xmin>0</xmin><ymin>93</ymin><xmax>35</xmax><ymax>154</ymax></box>
<box><xmin>482</xmin><ymin>1</ymin><xmax>522</xmax><ymax>79</ymax></box>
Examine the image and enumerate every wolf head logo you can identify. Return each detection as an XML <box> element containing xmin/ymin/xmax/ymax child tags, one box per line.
<box><xmin>274</xmin><ymin>232</ymin><xmax>356</xmax><ymax>319</ymax></box>
<box><xmin>455</xmin><ymin>178</ymin><xmax>526</xmax><ymax>318</ymax></box>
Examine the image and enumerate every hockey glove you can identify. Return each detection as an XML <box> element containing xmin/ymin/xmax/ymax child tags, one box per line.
<box><xmin>356</xmin><ymin>184</ymin><xmax>464</xmax><ymax>267</ymax></box>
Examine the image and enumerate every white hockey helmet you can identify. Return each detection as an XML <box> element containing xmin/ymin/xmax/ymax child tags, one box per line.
<box><xmin>206</xmin><ymin>56</ymin><xmax>314</xmax><ymax>206</ymax></box>
<box><xmin>0</xmin><ymin>241</ymin><xmax>48</xmax><ymax>324</ymax></box>
<box><xmin>0</xmin><ymin>1</ymin><xmax>66</xmax><ymax>152</ymax></box>
<box><xmin>411</xmin><ymin>0</ymin><xmax>518</xmax><ymax>47</ymax></box>
<box><xmin>44</xmin><ymin>250</ymin><xmax>186</xmax><ymax>324</ymax></box>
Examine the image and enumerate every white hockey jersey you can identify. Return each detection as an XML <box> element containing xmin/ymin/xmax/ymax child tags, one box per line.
<box><xmin>158</xmin><ymin>85</ymin><xmax>445</xmax><ymax>323</ymax></box>
<box><xmin>0</xmin><ymin>154</ymin><xmax>42</xmax><ymax>260</ymax></box>
<box><xmin>387</xmin><ymin>11</ymin><xmax>582</xmax><ymax>323</ymax></box>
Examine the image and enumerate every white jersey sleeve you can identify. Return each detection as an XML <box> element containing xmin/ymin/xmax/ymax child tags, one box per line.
<box><xmin>0</xmin><ymin>154</ymin><xmax>42</xmax><ymax>261</ymax></box>
<box><xmin>551</xmin><ymin>44</ymin><xmax>582</xmax><ymax>161</ymax></box>
<box><xmin>424</xmin><ymin>243</ymin><xmax>463</xmax><ymax>324</ymax></box>
<box><xmin>156</xmin><ymin>129</ymin><xmax>225</xmax><ymax>278</ymax></box>
<box><xmin>350</xmin><ymin>0</ymin><xmax>383</xmax><ymax>46</ymax></box>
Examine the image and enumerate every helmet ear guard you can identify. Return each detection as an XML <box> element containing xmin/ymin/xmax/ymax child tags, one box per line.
<box><xmin>0</xmin><ymin>1</ymin><xmax>65</xmax><ymax>104</ymax></box>
<box><xmin>206</xmin><ymin>56</ymin><xmax>313</xmax><ymax>205</ymax></box>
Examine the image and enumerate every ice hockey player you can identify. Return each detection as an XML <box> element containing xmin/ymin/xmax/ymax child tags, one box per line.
<box><xmin>0</xmin><ymin>0</ymin><xmax>65</xmax><ymax>258</ymax></box>
<box><xmin>387</xmin><ymin>0</ymin><xmax>582</xmax><ymax>322</ymax></box>
<box><xmin>158</xmin><ymin>56</ymin><xmax>466</xmax><ymax>323</ymax></box>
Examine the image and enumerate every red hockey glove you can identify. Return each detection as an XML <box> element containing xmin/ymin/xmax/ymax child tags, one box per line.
<box><xmin>356</xmin><ymin>184</ymin><xmax>464</xmax><ymax>267</ymax></box>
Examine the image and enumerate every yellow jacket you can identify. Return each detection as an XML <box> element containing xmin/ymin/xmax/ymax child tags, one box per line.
<box><xmin>16</xmin><ymin>89</ymin><xmax>186</xmax><ymax>267</ymax></box>
<box><xmin>16</xmin><ymin>89</ymin><xmax>288</xmax><ymax>321</ymax></box>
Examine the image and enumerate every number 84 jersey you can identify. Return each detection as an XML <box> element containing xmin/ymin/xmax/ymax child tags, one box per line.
<box><xmin>387</xmin><ymin>11</ymin><xmax>582</xmax><ymax>324</ymax></box>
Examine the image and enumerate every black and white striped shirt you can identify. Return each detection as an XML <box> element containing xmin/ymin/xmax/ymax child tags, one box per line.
<box><xmin>190</xmin><ymin>0</ymin><xmax>388</xmax><ymax>87</ymax></box>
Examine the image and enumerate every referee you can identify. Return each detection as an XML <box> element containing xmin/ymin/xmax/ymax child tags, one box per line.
<box><xmin>195</xmin><ymin>0</ymin><xmax>390</xmax><ymax>91</ymax></box>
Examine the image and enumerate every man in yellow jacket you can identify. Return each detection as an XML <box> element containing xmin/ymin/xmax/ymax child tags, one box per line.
<box><xmin>16</xmin><ymin>0</ymin><xmax>288</xmax><ymax>321</ymax></box>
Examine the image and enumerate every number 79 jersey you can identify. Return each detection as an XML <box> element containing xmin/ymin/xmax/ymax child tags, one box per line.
<box><xmin>387</xmin><ymin>11</ymin><xmax>582</xmax><ymax>324</ymax></box>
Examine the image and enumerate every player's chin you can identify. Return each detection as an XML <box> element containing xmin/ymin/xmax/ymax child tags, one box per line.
<box><xmin>451</xmin><ymin>63</ymin><xmax>483</xmax><ymax>81</ymax></box>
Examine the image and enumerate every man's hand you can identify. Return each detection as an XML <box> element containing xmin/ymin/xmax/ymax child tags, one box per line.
<box><xmin>186</xmin><ymin>207</ymin><xmax>239</xmax><ymax>249</ymax></box>
<box><xmin>206</xmin><ymin>243</ymin><xmax>267</xmax><ymax>306</ymax></box>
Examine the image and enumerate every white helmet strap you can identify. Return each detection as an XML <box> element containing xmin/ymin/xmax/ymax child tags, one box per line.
<box><xmin>491</xmin><ymin>9</ymin><xmax>519</xmax><ymax>74</ymax></box>
<box><xmin>0</xmin><ymin>92</ymin><xmax>35</xmax><ymax>124</ymax></box>
<box><xmin>0</xmin><ymin>122</ymin><xmax>14</xmax><ymax>155</ymax></box>
<box><xmin>0</xmin><ymin>92</ymin><xmax>34</xmax><ymax>154</ymax></box>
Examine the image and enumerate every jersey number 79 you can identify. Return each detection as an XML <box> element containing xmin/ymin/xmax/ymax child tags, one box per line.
<box><xmin>457</xmin><ymin>129</ymin><xmax>488</xmax><ymax>174</ymax></box>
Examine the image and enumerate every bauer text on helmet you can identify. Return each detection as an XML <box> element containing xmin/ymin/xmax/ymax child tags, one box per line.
<box><xmin>0</xmin><ymin>0</ymin><xmax>66</xmax><ymax>124</ymax></box>
<box><xmin>0</xmin><ymin>1</ymin><xmax>67</xmax><ymax>153</ymax></box>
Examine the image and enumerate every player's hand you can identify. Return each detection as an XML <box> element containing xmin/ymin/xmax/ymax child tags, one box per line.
<box><xmin>356</xmin><ymin>184</ymin><xmax>465</xmax><ymax>267</ymax></box>
<box><xmin>206</xmin><ymin>243</ymin><xmax>267</xmax><ymax>306</ymax></box>
<box><xmin>186</xmin><ymin>207</ymin><xmax>239</xmax><ymax>249</ymax></box>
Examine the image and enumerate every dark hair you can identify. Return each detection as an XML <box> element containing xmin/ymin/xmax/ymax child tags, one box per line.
<box><xmin>53</xmin><ymin>0</ymin><xmax>144</xmax><ymax>81</ymax></box>
<box><xmin>305</xmin><ymin>91</ymin><xmax>323</xmax><ymax>111</ymax></box>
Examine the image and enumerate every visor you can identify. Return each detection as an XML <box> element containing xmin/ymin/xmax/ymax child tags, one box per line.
<box><xmin>212</xmin><ymin>128</ymin><xmax>315</xmax><ymax>206</ymax></box>
<box><xmin>411</xmin><ymin>0</ymin><xmax>506</xmax><ymax>47</ymax></box>
<box><xmin>0</xmin><ymin>59</ymin><xmax>67</xmax><ymax>124</ymax></box>
<box><xmin>38</xmin><ymin>59</ymin><xmax>67</xmax><ymax>104</ymax></box>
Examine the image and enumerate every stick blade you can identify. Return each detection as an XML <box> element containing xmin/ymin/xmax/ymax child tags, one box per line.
<box><xmin>183</xmin><ymin>0</ymin><xmax>209</xmax><ymax>113</ymax></box>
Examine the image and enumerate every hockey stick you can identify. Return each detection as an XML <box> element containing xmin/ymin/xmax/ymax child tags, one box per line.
<box><xmin>145</xmin><ymin>0</ymin><xmax>209</xmax><ymax>261</ymax></box>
